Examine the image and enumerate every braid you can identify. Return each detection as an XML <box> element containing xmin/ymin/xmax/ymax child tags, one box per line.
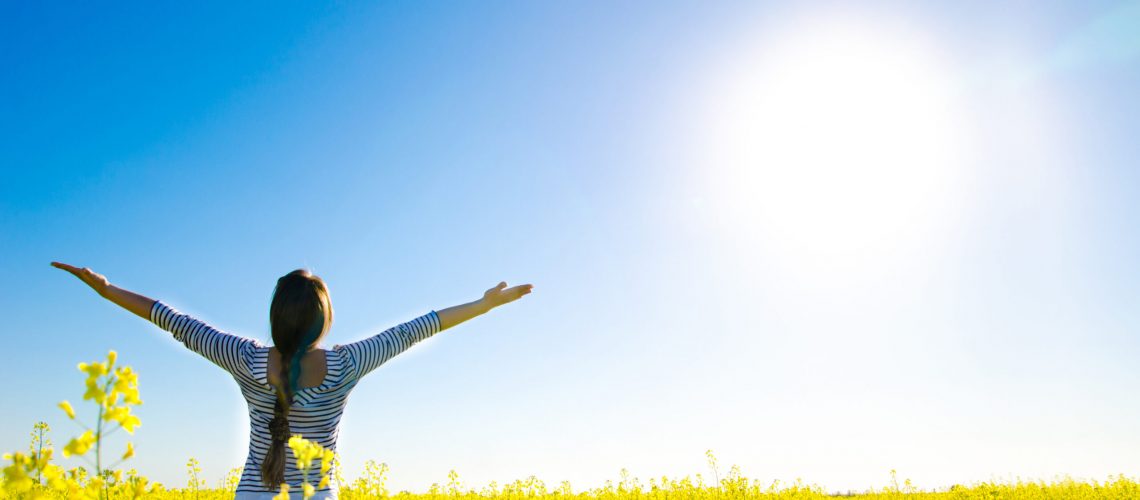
<box><xmin>288</xmin><ymin>349</ymin><xmax>304</xmax><ymax>403</ymax></box>
<box><xmin>261</xmin><ymin>348</ymin><xmax>297</xmax><ymax>488</ymax></box>
<box><xmin>260</xmin><ymin>269</ymin><xmax>333</xmax><ymax>490</ymax></box>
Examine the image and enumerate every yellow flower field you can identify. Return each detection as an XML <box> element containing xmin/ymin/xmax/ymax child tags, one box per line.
<box><xmin>3</xmin><ymin>351</ymin><xmax>1136</xmax><ymax>499</ymax></box>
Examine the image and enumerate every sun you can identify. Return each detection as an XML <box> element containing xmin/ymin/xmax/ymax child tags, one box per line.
<box><xmin>690</xmin><ymin>18</ymin><xmax>969</xmax><ymax>276</ymax></box>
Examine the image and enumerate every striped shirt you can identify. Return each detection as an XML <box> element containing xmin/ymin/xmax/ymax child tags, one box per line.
<box><xmin>149</xmin><ymin>300</ymin><xmax>442</xmax><ymax>497</ymax></box>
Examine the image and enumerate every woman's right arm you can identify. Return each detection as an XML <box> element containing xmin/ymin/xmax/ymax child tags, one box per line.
<box><xmin>51</xmin><ymin>261</ymin><xmax>258</xmax><ymax>375</ymax></box>
<box><xmin>51</xmin><ymin>262</ymin><xmax>155</xmax><ymax>319</ymax></box>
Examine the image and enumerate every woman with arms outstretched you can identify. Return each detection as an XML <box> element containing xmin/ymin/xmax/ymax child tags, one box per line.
<box><xmin>50</xmin><ymin>261</ymin><xmax>533</xmax><ymax>499</ymax></box>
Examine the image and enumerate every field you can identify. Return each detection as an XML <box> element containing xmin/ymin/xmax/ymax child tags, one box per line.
<box><xmin>4</xmin><ymin>351</ymin><xmax>1136</xmax><ymax>500</ymax></box>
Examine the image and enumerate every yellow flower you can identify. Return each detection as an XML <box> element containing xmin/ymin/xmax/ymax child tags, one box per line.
<box><xmin>302</xmin><ymin>482</ymin><xmax>315</xmax><ymax>499</ymax></box>
<box><xmin>114</xmin><ymin>366</ymin><xmax>137</xmax><ymax>386</ymax></box>
<box><xmin>103</xmin><ymin>390</ymin><xmax>120</xmax><ymax>408</ymax></box>
<box><xmin>289</xmin><ymin>435</ymin><xmax>322</xmax><ymax>472</ymax></box>
<box><xmin>320</xmin><ymin>448</ymin><xmax>334</xmax><ymax>475</ymax></box>
<box><xmin>113</xmin><ymin>367</ymin><xmax>142</xmax><ymax>405</ymax></box>
<box><xmin>78</xmin><ymin>361</ymin><xmax>107</xmax><ymax>378</ymax></box>
<box><xmin>132</xmin><ymin>477</ymin><xmax>150</xmax><ymax>497</ymax></box>
<box><xmin>122</xmin><ymin>442</ymin><xmax>135</xmax><ymax>460</ymax></box>
<box><xmin>107</xmin><ymin>350</ymin><xmax>117</xmax><ymax>368</ymax></box>
<box><xmin>317</xmin><ymin>475</ymin><xmax>329</xmax><ymax>489</ymax></box>
<box><xmin>42</xmin><ymin>464</ymin><xmax>67</xmax><ymax>491</ymax></box>
<box><xmin>103</xmin><ymin>406</ymin><xmax>141</xmax><ymax>433</ymax></box>
<box><xmin>288</xmin><ymin>435</ymin><xmax>305</xmax><ymax>455</ymax></box>
<box><xmin>121</xmin><ymin>387</ymin><xmax>142</xmax><ymax>406</ymax></box>
<box><xmin>272</xmin><ymin>483</ymin><xmax>290</xmax><ymax>500</ymax></box>
<box><xmin>58</xmin><ymin>401</ymin><xmax>76</xmax><ymax>419</ymax></box>
<box><xmin>119</xmin><ymin>413</ymin><xmax>141</xmax><ymax>434</ymax></box>
<box><xmin>103</xmin><ymin>406</ymin><xmax>128</xmax><ymax>422</ymax></box>
<box><xmin>83</xmin><ymin>380</ymin><xmax>105</xmax><ymax>404</ymax></box>
<box><xmin>2</xmin><ymin>452</ymin><xmax>34</xmax><ymax>494</ymax></box>
<box><xmin>33</xmin><ymin>447</ymin><xmax>52</xmax><ymax>471</ymax></box>
<box><xmin>62</xmin><ymin>431</ymin><xmax>96</xmax><ymax>458</ymax></box>
<box><xmin>87</xmin><ymin>475</ymin><xmax>106</xmax><ymax>495</ymax></box>
<box><xmin>112</xmin><ymin>367</ymin><xmax>143</xmax><ymax>406</ymax></box>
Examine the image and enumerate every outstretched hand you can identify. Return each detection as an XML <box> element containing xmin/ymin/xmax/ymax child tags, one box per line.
<box><xmin>51</xmin><ymin>261</ymin><xmax>111</xmax><ymax>296</ymax></box>
<box><xmin>483</xmin><ymin>281</ymin><xmax>534</xmax><ymax>309</ymax></box>
<box><xmin>52</xmin><ymin>261</ymin><xmax>156</xmax><ymax>319</ymax></box>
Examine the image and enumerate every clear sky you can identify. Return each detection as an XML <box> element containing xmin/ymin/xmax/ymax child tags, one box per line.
<box><xmin>2</xmin><ymin>0</ymin><xmax>1138</xmax><ymax>493</ymax></box>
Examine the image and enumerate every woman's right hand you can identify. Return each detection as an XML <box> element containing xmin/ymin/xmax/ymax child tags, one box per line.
<box><xmin>51</xmin><ymin>261</ymin><xmax>112</xmax><ymax>297</ymax></box>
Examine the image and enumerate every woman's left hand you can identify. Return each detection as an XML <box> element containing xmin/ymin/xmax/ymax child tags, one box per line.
<box><xmin>51</xmin><ymin>261</ymin><xmax>111</xmax><ymax>296</ymax></box>
<box><xmin>482</xmin><ymin>281</ymin><xmax>534</xmax><ymax>309</ymax></box>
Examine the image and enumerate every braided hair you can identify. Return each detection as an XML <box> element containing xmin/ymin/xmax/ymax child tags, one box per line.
<box><xmin>260</xmin><ymin>269</ymin><xmax>333</xmax><ymax>489</ymax></box>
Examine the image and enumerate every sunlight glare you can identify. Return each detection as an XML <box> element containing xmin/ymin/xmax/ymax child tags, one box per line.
<box><xmin>692</xmin><ymin>19</ymin><xmax>969</xmax><ymax>277</ymax></box>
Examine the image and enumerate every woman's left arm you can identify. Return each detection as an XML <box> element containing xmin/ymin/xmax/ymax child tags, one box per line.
<box><xmin>336</xmin><ymin>281</ymin><xmax>534</xmax><ymax>379</ymax></box>
<box><xmin>51</xmin><ymin>262</ymin><xmax>155</xmax><ymax>319</ymax></box>
<box><xmin>437</xmin><ymin>281</ymin><xmax>534</xmax><ymax>331</ymax></box>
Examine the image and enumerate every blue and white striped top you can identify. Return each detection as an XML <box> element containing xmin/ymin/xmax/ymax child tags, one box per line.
<box><xmin>148</xmin><ymin>300</ymin><xmax>442</xmax><ymax>497</ymax></box>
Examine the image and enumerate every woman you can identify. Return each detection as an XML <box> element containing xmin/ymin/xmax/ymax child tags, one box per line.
<box><xmin>51</xmin><ymin>261</ymin><xmax>533</xmax><ymax>499</ymax></box>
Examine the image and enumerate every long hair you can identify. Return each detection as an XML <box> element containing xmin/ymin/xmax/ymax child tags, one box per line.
<box><xmin>260</xmin><ymin>269</ymin><xmax>333</xmax><ymax>488</ymax></box>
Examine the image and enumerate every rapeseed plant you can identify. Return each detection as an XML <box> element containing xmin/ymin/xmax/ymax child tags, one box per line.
<box><xmin>284</xmin><ymin>435</ymin><xmax>335</xmax><ymax>499</ymax></box>
<box><xmin>185</xmin><ymin>458</ymin><xmax>203</xmax><ymax>500</ymax></box>
<box><xmin>219</xmin><ymin>467</ymin><xmax>242</xmax><ymax>493</ymax></box>
<box><xmin>59</xmin><ymin>350</ymin><xmax>142</xmax><ymax>476</ymax></box>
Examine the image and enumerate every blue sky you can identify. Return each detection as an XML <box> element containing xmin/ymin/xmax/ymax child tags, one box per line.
<box><xmin>2</xmin><ymin>0</ymin><xmax>1138</xmax><ymax>492</ymax></box>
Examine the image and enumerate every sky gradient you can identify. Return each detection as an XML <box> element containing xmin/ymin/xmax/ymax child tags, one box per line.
<box><xmin>2</xmin><ymin>0</ymin><xmax>1139</xmax><ymax>493</ymax></box>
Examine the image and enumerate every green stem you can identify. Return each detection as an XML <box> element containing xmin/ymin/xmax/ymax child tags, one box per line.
<box><xmin>36</xmin><ymin>426</ymin><xmax>44</xmax><ymax>485</ymax></box>
<box><xmin>97</xmin><ymin>375</ymin><xmax>114</xmax><ymax>500</ymax></box>
<box><xmin>95</xmin><ymin>396</ymin><xmax>103</xmax><ymax>475</ymax></box>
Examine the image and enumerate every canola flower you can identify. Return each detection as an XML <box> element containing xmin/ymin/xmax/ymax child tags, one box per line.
<box><xmin>284</xmin><ymin>435</ymin><xmax>335</xmax><ymax>499</ymax></box>
<box><xmin>4</xmin><ymin>351</ymin><xmax>1140</xmax><ymax>499</ymax></box>
<box><xmin>185</xmin><ymin>458</ymin><xmax>203</xmax><ymax>492</ymax></box>
<box><xmin>58</xmin><ymin>350</ymin><xmax>142</xmax><ymax>475</ymax></box>
<box><xmin>60</xmin><ymin>433</ymin><xmax>94</xmax><ymax>460</ymax></box>
<box><xmin>219</xmin><ymin>467</ymin><xmax>242</xmax><ymax>493</ymax></box>
<box><xmin>1</xmin><ymin>350</ymin><xmax>149</xmax><ymax>500</ymax></box>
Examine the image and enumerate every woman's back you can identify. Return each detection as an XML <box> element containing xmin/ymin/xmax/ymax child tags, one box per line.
<box><xmin>237</xmin><ymin>346</ymin><xmax>352</xmax><ymax>494</ymax></box>
<box><xmin>267</xmin><ymin>349</ymin><xmax>327</xmax><ymax>389</ymax></box>
<box><xmin>148</xmin><ymin>299</ymin><xmax>442</xmax><ymax>497</ymax></box>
